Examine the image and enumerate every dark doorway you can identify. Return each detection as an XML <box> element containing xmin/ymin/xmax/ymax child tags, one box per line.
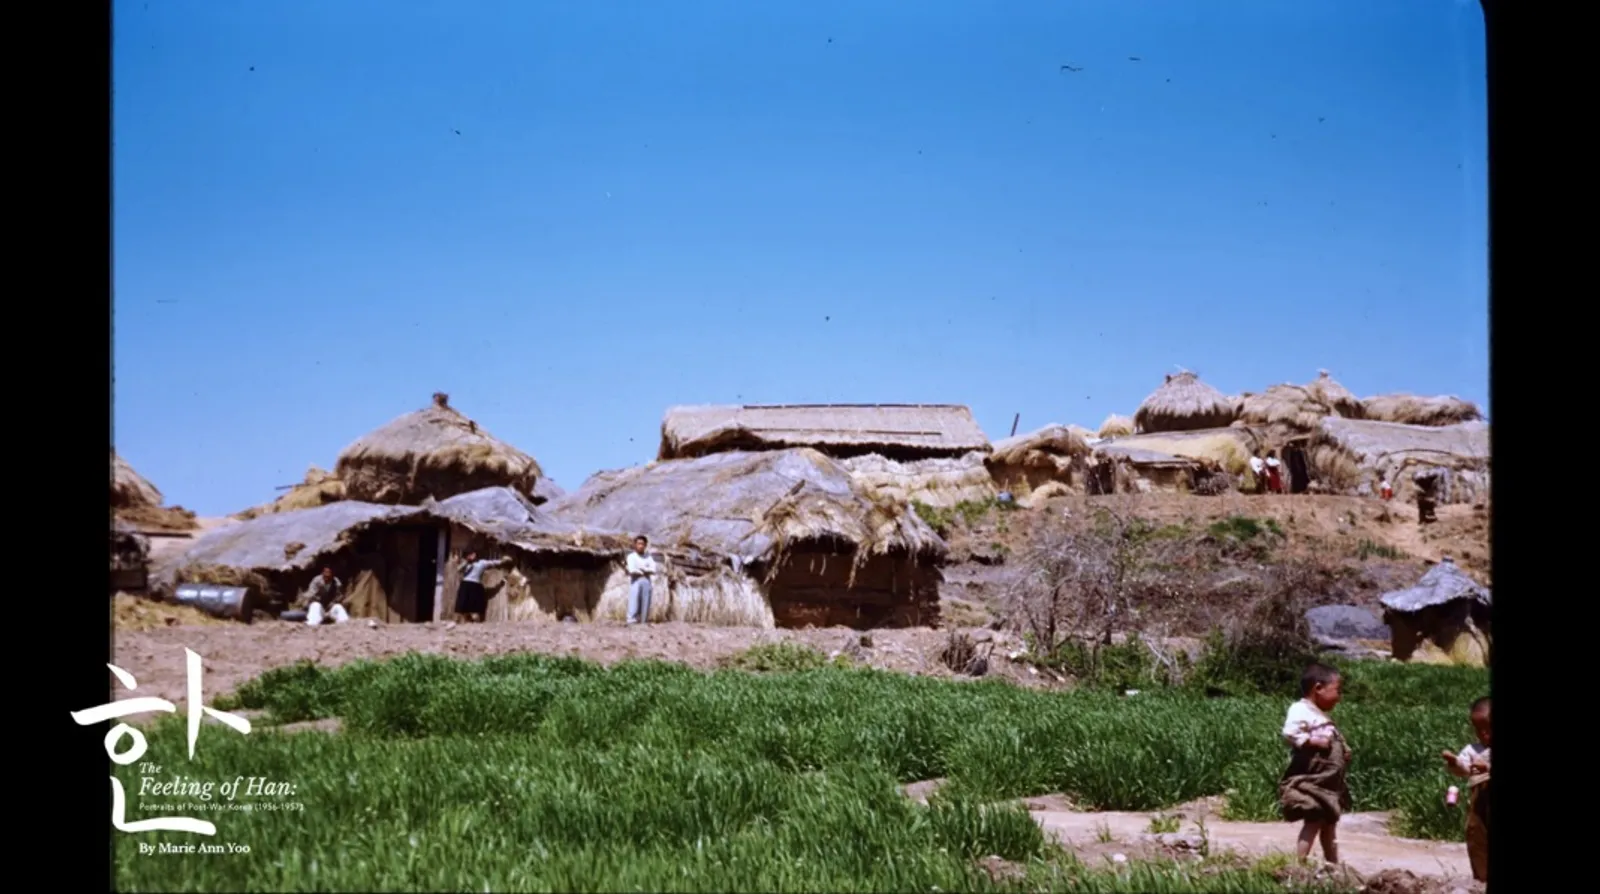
<box><xmin>415</xmin><ymin>527</ymin><xmax>441</xmax><ymax>623</ymax></box>
<box><xmin>1284</xmin><ymin>446</ymin><xmax>1310</xmax><ymax>494</ymax></box>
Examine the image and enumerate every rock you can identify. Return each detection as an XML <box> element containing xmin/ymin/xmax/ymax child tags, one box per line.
<box><xmin>1151</xmin><ymin>832</ymin><xmax>1204</xmax><ymax>851</ymax></box>
<box><xmin>970</xmin><ymin>628</ymin><xmax>994</xmax><ymax>643</ymax></box>
<box><xmin>1305</xmin><ymin>604</ymin><xmax>1390</xmax><ymax>641</ymax></box>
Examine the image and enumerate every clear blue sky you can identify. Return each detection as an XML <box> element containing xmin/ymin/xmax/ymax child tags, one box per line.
<box><xmin>113</xmin><ymin>0</ymin><xmax>1488</xmax><ymax>517</ymax></box>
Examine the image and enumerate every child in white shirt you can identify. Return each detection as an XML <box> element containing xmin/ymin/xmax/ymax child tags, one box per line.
<box><xmin>1442</xmin><ymin>696</ymin><xmax>1490</xmax><ymax>882</ymax></box>
<box><xmin>1279</xmin><ymin>662</ymin><xmax>1352</xmax><ymax>864</ymax></box>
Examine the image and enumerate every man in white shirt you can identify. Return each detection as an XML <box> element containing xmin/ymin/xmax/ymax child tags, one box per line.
<box><xmin>625</xmin><ymin>536</ymin><xmax>658</xmax><ymax>625</ymax></box>
<box><xmin>301</xmin><ymin>566</ymin><xmax>349</xmax><ymax>627</ymax></box>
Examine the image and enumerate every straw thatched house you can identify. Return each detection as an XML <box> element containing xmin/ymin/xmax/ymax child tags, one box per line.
<box><xmin>548</xmin><ymin>448</ymin><xmax>947</xmax><ymax>629</ymax></box>
<box><xmin>1304</xmin><ymin>370</ymin><xmax>1364</xmax><ymax>419</ymax></box>
<box><xmin>335</xmin><ymin>392</ymin><xmax>554</xmax><ymax>506</ymax></box>
<box><xmin>1088</xmin><ymin>445</ymin><xmax>1217</xmax><ymax>495</ymax></box>
<box><xmin>1306</xmin><ymin>418</ymin><xmax>1489</xmax><ymax>503</ymax></box>
<box><xmin>164</xmin><ymin>489</ymin><xmax>626</xmax><ymax>624</ymax></box>
<box><xmin>1379</xmin><ymin>558</ymin><xmax>1491</xmax><ymax>666</ymax></box>
<box><xmin>657</xmin><ymin>403</ymin><xmax>993</xmax><ymax>508</ymax></box>
<box><xmin>112</xmin><ymin>451</ymin><xmax>198</xmax><ymax>532</ymax></box>
<box><xmin>1133</xmin><ymin>372</ymin><xmax>1239</xmax><ymax>434</ymax></box>
<box><xmin>985</xmin><ymin>424</ymin><xmax>1093</xmax><ymax>498</ymax></box>
<box><xmin>1235</xmin><ymin>385</ymin><xmax>1340</xmax><ymax>432</ymax></box>
<box><xmin>1361</xmin><ymin>393</ymin><xmax>1483</xmax><ymax>427</ymax></box>
<box><xmin>1097</xmin><ymin>414</ymin><xmax>1134</xmax><ymax>439</ymax></box>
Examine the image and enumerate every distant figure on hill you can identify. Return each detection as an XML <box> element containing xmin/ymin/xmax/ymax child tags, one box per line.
<box><xmin>1248</xmin><ymin>454</ymin><xmax>1267</xmax><ymax>494</ymax></box>
<box><xmin>1442</xmin><ymin>696</ymin><xmax>1490</xmax><ymax>882</ymax></box>
<box><xmin>457</xmin><ymin>550</ymin><xmax>509</xmax><ymax>623</ymax></box>
<box><xmin>300</xmin><ymin>566</ymin><xmax>349</xmax><ymax>627</ymax></box>
<box><xmin>626</xmin><ymin>536</ymin><xmax>658</xmax><ymax>625</ymax></box>
<box><xmin>1414</xmin><ymin>469</ymin><xmax>1441</xmax><ymax>523</ymax></box>
<box><xmin>1265</xmin><ymin>451</ymin><xmax>1284</xmax><ymax>494</ymax></box>
<box><xmin>1380</xmin><ymin>477</ymin><xmax>1394</xmax><ymax>501</ymax></box>
<box><xmin>1280</xmin><ymin>662</ymin><xmax>1352</xmax><ymax>866</ymax></box>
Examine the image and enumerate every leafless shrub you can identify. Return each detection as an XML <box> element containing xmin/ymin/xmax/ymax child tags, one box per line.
<box><xmin>937</xmin><ymin>628</ymin><xmax>993</xmax><ymax>676</ymax></box>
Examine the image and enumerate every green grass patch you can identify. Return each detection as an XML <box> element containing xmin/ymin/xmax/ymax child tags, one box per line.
<box><xmin>116</xmin><ymin>653</ymin><xmax>1482</xmax><ymax>891</ymax></box>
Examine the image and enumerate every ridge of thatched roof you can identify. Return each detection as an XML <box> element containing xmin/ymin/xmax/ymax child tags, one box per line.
<box><xmin>1315</xmin><ymin>417</ymin><xmax>1489</xmax><ymax>466</ymax></box>
<box><xmin>658</xmin><ymin>404</ymin><xmax>991</xmax><ymax>461</ymax></box>
<box><xmin>233</xmin><ymin>466</ymin><xmax>347</xmax><ymax>520</ymax></box>
<box><xmin>1234</xmin><ymin>384</ymin><xmax>1331</xmax><ymax>431</ymax></box>
<box><xmin>112</xmin><ymin>451</ymin><xmax>163</xmax><ymax>509</ymax></box>
<box><xmin>1380</xmin><ymin>559</ymin><xmax>1490</xmax><ymax>614</ymax></box>
<box><xmin>335</xmin><ymin>393</ymin><xmax>548</xmax><ymax>504</ymax></box>
<box><xmin>988</xmin><ymin>424</ymin><xmax>1092</xmax><ymax>467</ymax></box>
<box><xmin>1361</xmin><ymin>393</ymin><xmax>1484</xmax><ymax>427</ymax></box>
<box><xmin>1133</xmin><ymin>371</ymin><xmax>1238</xmax><ymax>434</ymax></box>
<box><xmin>1098</xmin><ymin>428</ymin><xmax>1259</xmax><ymax>473</ymax></box>
<box><xmin>425</xmin><ymin>487</ymin><xmax>622</xmax><ymax>555</ymax></box>
<box><xmin>1097</xmin><ymin>414</ymin><xmax>1134</xmax><ymax>439</ymax></box>
<box><xmin>1094</xmin><ymin>444</ymin><xmax>1203</xmax><ymax>469</ymax></box>
<box><xmin>548</xmin><ymin>448</ymin><xmax>947</xmax><ymax>565</ymax></box>
<box><xmin>1305</xmin><ymin>370</ymin><xmax>1364</xmax><ymax>418</ymax></box>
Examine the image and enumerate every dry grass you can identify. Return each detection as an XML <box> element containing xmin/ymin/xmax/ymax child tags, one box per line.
<box><xmin>234</xmin><ymin>466</ymin><xmax>348</xmax><ymax>520</ymax></box>
<box><xmin>1361</xmin><ymin>394</ymin><xmax>1483</xmax><ymax>427</ymax></box>
<box><xmin>658</xmin><ymin>404</ymin><xmax>990</xmax><ymax>461</ymax></box>
<box><xmin>986</xmin><ymin>425</ymin><xmax>1092</xmax><ymax>497</ymax></box>
<box><xmin>1233</xmin><ymin>384</ymin><xmax>1333</xmax><ymax>431</ymax></box>
<box><xmin>1133</xmin><ymin>371</ymin><xmax>1238</xmax><ymax>434</ymax></box>
<box><xmin>591</xmin><ymin>565</ymin><xmax>776</xmax><ymax>627</ymax></box>
<box><xmin>112</xmin><ymin>451</ymin><xmax>163</xmax><ymax>508</ymax></box>
<box><xmin>112</xmin><ymin>593</ymin><xmax>226</xmax><ymax>631</ymax></box>
<box><xmin>1097</xmin><ymin>414</ymin><xmax>1135</xmax><ymax>438</ymax></box>
<box><xmin>1099</xmin><ymin>430</ymin><xmax>1257</xmax><ymax>476</ymax></box>
<box><xmin>335</xmin><ymin>393</ymin><xmax>545</xmax><ymax>504</ymax></box>
<box><xmin>841</xmin><ymin>452</ymin><xmax>996</xmax><ymax>509</ymax></box>
<box><xmin>1304</xmin><ymin>370</ymin><xmax>1364</xmax><ymax>419</ymax></box>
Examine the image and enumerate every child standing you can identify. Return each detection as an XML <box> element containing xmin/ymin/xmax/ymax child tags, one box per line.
<box><xmin>1442</xmin><ymin>696</ymin><xmax>1490</xmax><ymax>882</ymax></box>
<box><xmin>1280</xmin><ymin>662</ymin><xmax>1352</xmax><ymax>864</ymax></box>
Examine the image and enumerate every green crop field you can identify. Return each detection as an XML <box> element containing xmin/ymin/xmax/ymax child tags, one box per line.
<box><xmin>110</xmin><ymin>651</ymin><xmax>1487</xmax><ymax>892</ymax></box>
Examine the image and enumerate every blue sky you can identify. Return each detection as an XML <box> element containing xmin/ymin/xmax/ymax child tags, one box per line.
<box><xmin>113</xmin><ymin>0</ymin><xmax>1488</xmax><ymax>517</ymax></box>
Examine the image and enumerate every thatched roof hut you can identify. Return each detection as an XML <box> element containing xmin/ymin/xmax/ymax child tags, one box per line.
<box><xmin>1097</xmin><ymin>414</ymin><xmax>1134</xmax><ymax>439</ymax></box>
<box><xmin>840</xmin><ymin>453</ymin><xmax>995</xmax><ymax>509</ymax></box>
<box><xmin>1234</xmin><ymin>385</ymin><xmax>1332</xmax><ymax>431</ymax></box>
<box><xmin>986</xmin><ymin>424</ymin><xmax>1093</xmax><ymax>497</ymax></box>
<box><xmin>1133</xmin><ymin>372</ymin><xmax>1238</xmax><ymax>434</ymax></box>
<box><xmin>548</xmin><ymin>449</ymin><xmax>947</xmax><ymax>628</ymax></box>
<box><xmin>1090</xmin><ymin>444</ymin><xmax>1218</xmax><ymax>495</ymax></box>
<box><xmin>111</xmin><ymin>451</ymin><xmax>198</xmax><ymax>532</ymax></box>
<box><xmin>1361</xmin><ymin>393</ymin><xmax>1484</xmax><ymax>427</ymax></box>
<box><xmin>1098</xmin><ymin>428</ymin><xmax>1261</xmax><ymax>476</ymax></box>
<box><xmin>1305</xmin><ymin>370</ymin><xmax>1364</xmax><ymax>419</ymax></box>
<box><xmin>1307</xmin><ymin>418</ymin><xmax>1489</xmax><ymax>504</ymax></box>
<box><xmin>234</xmin><ymin>466</ymin><xmax>347</xmax><ymax>520</ymax></box>
<box><xmin>1379</xmin><ymin>558</ymin><xmax>1491</xmax><ymax>667</ymax></box>
<box><xmin>335</xmin><ymin>393</ymin><xmax>550</xmax><ymax>505</ymax></box>
<box><xmin>658</xmin><ymin>404</ymin><xmax>990</xmax><ymax>462</ymax></box>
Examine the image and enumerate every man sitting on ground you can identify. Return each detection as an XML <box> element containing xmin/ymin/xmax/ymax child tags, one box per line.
<box><xmin>300</xmin><ymin>566</ymin><xmax>350</xmax><ymax>626</ymax></box>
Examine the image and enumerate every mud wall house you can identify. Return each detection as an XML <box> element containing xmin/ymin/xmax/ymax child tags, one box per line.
<box><xmin>547</xmin><ymin>447</ymin><xmax>948</xmax><ymax>629</ymax></box>
<box><xmin>1089</xmin><ymin>444</ymin><xmax>1213</xmax><ymax>495</ymax></box>
<box><xmin>1306</xmin><ymin>418</ymin><xmax>1490</xmax><ymax>504</ymax></box>
<box><xmin>333</xmin><ymin>392</ymin><xmax>559</xmax><ymax>507</ymax></box>
<box><xmin>1379</xmin><ymin>558</ymin><xmax>1491</xmax><ymax>667</ymax></box>
<box><xmin>985</xmin><ymin>424</ymin><xmax>1093</xmax><ymax>502</ymax></box>
<box><xmin>657</xmin><ymin>403</ymin><xmax>995</xmax><ymax>508</ymax></box>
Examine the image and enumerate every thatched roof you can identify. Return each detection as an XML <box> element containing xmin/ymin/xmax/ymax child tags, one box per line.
<box><xmin>1094</xmin><ymin>444</ymin><xmax>1204</xmax><ymax>469</ymax></box>
<box><xmin>1234</xmin><ymin>384</ymin><xmax>1333</xmax><ymax>431</ymax></box>
<box><xmin>1098</xmin><ymin>428</ymin><xmax>1259</xmax><ymax>474</ymax></box>
<box><xmin>1097</xmin><ymin>414</ymin><xmax>1134</xmax><ymax>439</ymax></box>
<box><xmin>658</xmin><ymin>404</ymin><xmax>991</xmax><ymax>461</ymax></box>
<box><xmin>1315</xmin><ymin>418</ymin><xmax>1489</xmax><ymax>467</ymax></box>
<box><xmin>1133</xmin><ymin>372</ymin><xmax>1238</xmax><ymax>433</ymax></box>
<box><xmin>234</xmin><ymin>466</ymin><xmax>347</xmax><ymax>520</ymax></box>
<box><xmin>335</xmin><ymin>393</ymin><xmax>549</xmax><ymax>505</ymax></box>
<box><xmin>1361</xmin><ymin>393</ymin><xmax>1484</xmax><ymax>427</ymax></box>
<box><xmin>112</xmin><ymin>451</ymin><xmax>162</xmax><ymax>509</ymax></box>
<box><xmin>548</xmin><ymin>448</ymin><xmax>947</xmax><ymax>566</ymax></box>
<box><xmin>1380</xmin><ymin>558</ymin><xmax>1490</xmax><ymax>614</ymax></box>
<box><xmin>1305</xmin><ymin>370</ymin><xmax>1364</xmax><ymax>418</ymax></box>
<box><xmin>988</xmin><ymin>425</ymin><xmax>1092</xmax><ymax>467</ymax></box>
<box><xmin>839</xmin><ymin>452</ymin><xmax>995</xmax><ymax>509</ymax></box>
<box><xmin>424</xmin><ymin>487</ymin><xmax>621</xmax><ymax>556</ymax></box>
<box><xmin>172</xmin><ymin>502</ymin><xmax>414</xmax><ymax>580</ymax></box>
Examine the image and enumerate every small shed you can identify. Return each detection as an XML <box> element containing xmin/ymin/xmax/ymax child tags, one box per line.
<box><xmin>548</xmin><ymin>448</ymin><xmax>948</xmax><ymax>629</ymax></box>
<box><xmin>1308</xmin><ymin>418</ymin><xmax>1490</xmax><ymax>503</ymax></box>
<box><xmin>1379</xmin><ymin>558</ymin><xmax>1491</xmax><ymax>666</ymax></box>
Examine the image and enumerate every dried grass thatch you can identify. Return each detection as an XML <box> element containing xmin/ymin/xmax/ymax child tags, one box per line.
<box><xmin>841</xmin><ymin>452</ymin><xmax>996</xmax><ymax>508</ymax></box>
<box><xmin>1133</xmin><ymin>371</ymin><xmax>1238</xmax><ymax>434</ymax></box>
<box><xmin>548</xmin><ymin>448</ymin><xmax>947</xmax><ymax>571</ymax></box>
<box><xmin>985</xmin><ymin>425</ymin><xmax>1092</xmax><ymax>496</ymax></box>
<box><xmin>166</xmin><ymin>502</ymin><xmax>418</xmax><ymax>592</ymax></box>
<box><xmin>1099</xmin><ymin>428</ymin><xmax>1260</xmax><ymax>476</ymax></box>
<box><xmin>335</xmin><ymin>393</ymin><xmax>549</xmax><ymax>505</ymax></box>
<box><xmin>658</xmin><ymin>404</ymin><xmax>990</xmax><ymax>461</ymax></box>
<box><xmin>1096</xmin><ymin>414</ymin><xmax>1135</xmax><ymax>439</ymax></box>
<box><xmin>1305</xmin><ymin>370</ymin><xmax>1364</xmax><ymax>419</ymax></box>
<box><xmin>111</xmin><ymin>451</ymin><xmax>199</xmax><ymax>532</ymax></box>
<box><xmin>233</xmin><ymin>466</ymin><xmax>348</xmax><ymax>520</ymax></box>
<box><xmin>1307</xmin><ymin>418</ymin><xmax>1489</xmax><ymax>503</ymax></box>
<box><xmin>1234</xmin><ymin>385</ymin><xmax>1332</xmax><ymax>432</ymax></box>
<box><xmin>1361</xmin><ymin>393</ymin><xmax>1484</xmax><ymax>427</ymax></box>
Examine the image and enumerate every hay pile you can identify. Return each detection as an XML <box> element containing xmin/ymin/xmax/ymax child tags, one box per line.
<box><xmin>111</xmin><ymin>451</ymin><xmax>198</xmax><ymax>531</ymax></box>
<box><xmin>1361</xmin><ymin>393</ymin><xmax>1484</xmax><ymax>427</ymax></box>
<box><xmin>985</xmin><ymin>424</ymin><xmax>1091</xmax><ymax>495</ymax></box>
<box><xmin>234</xmin><ymin>466</ymin><xmax>347</xmax><ymax>520</ymax></box>
<box><xmin>1097</xmin><ymin>414</ymin><xmax>1134</xmax><ymax>438</ymax></box>
<box><xmin>841</xmin><ymin>452</ymin><xmax>996</xmax><ymax>508</ymax></box>
<box><xmin>1305</xmin><ymin>370</ymin><xmax>1364</xmax><ymax>418</ymax></box>
<box><xmin>1133</xmin><ymin>371</ymin><xmax>1238</xmax><ymax>434</ymax></box>
<box><xmin>113</xmin><ymin>593</ymin><xmax>224</xmax><ymax>631</ymax></box>
<box><xmin>335</xmin><ymin>393</ymin><xmax>549</xmax><ymax>505</ymax></box>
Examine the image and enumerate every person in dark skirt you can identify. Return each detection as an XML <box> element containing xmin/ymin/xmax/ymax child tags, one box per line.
<box><xmin>1279</xmin><ymin>662</ymin><xmax>1351</xmax><ymax>865</ymax></box>
<box><xmin>456</xmin><ymin>550</ymin><xmax>507</xmax><ymax>622</ymax></box>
